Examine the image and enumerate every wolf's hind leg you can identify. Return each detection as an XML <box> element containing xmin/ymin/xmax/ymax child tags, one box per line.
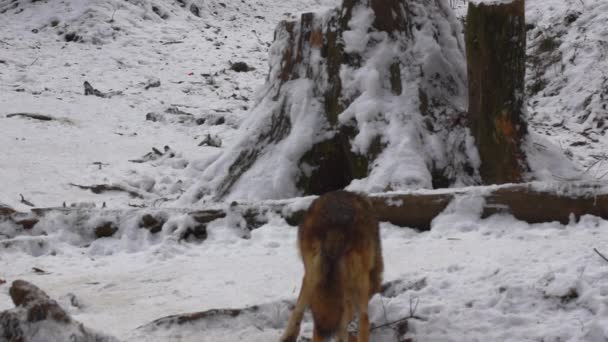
<box><xmin>280</xmin><ymin>276</ymin><xmax>311</xmax><ymax>342</ymax></box>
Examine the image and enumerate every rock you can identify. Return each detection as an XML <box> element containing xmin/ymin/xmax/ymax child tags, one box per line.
<box><xmin>152</xmin><ymin>6</ymin><xmax>169</xmax><ymax>20</ymax></box>
<box><xmin>140</xmin><ymin>214</ymin><xmax>165</xmax><ymax>234</ymax></box>
<box><xmin>179</xmin><ymin>223</ymin><xmax>208</xmax><ymax>242</ymax></box>
<box><xmin>198</xmin><ymin>134</ymin><xmax>222</xmax><ymax>148</ymax></box>
<box><xmin>0</xmin><ymin>280</ymin><xmax>119</xmax><ymax>342</ymax></box>
<box><xmin>94</xmin><ymin>222</ymin><xmax>118</xmax><ymax>238</ymax></box>
<box><xmin>16</xmin><ymin>219</ymin><xmax>38</xmax><ymax>230</ymax></box>
<box><xmin>10</xmin><ymin>280</ymin><xmax>70</xmax><ymax>323</ymax></box>
<box><xmin>144</xmin><ymin>78</ymin><xmax>161</xmax><ymax>90</ymax></box>
<box><xmin>564</xmin><ymin>11</ymin><xmax>581</xmax><ymax>25</ymax></box>
<box><xmin>0</xmin><ymin>204</ymin><xmax>15</xmax><ymax>216</ymax></box>
<box><xmin>64</xmin><ymin>32</ymin><xmax>80</xmax><ymax>42</ymax></box>
<box><xmin>145</xmin><ymin>112</ymin><xmax>164</xmax><ymax>122</ymax></box>
<box><xmin>230</xmin><ymin>61</ymin><xmax>253</xmax><ymax>72</ymax></box>
<box><xmin>190</xmin><ymin>4</ymin><xmax>200</xmax><ymax>17</ymax></box>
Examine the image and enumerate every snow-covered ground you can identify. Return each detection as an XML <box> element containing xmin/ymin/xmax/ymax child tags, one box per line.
<box><xmin>0</xmin><ymin>0</ymin><xmax>339</xmax><ymax>210</ymax></box>
<box><xmin>2</xmin><ymin>0</ymin><xmax>608</xmax><ymax>341</ymax></box>
<box><xmin>2</xmin><ymin>200</ymin><xmax>608</xmax><ymax>341</ymax></box>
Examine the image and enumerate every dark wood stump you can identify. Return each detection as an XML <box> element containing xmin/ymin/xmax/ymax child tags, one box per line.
<box><xmin>466</xmin><ymin>0</ymin><xmax>528</xmax><ymax>184</ymax></box>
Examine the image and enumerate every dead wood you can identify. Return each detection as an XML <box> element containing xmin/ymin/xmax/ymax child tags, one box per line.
<box><xmin>593</xmin><ymin>248</ymin><xmax>608</xmax><ymax>263</ymax></box>
<box><xmin>6</xmin><ymin>113</ymin><xmax>54</xmax><ymax>121</ymax></box>
<box><xmin>83</xmin><ymin>81</ymin><xmax>122</xmax><ymax>98</ymax></box>
<box><xmin>2</xmin><ymin>183</ymin><xmax>608</xmax><ymax>232</ymax></box>
<box><xmin>19</xmin><ymin>194</ymin><xmax>35</xmax><ymax>207</ymax></box>
<box><xmin>69</xmin><ymin>183</ymin><xmax>144</xmax><ymax>199</ymax></box>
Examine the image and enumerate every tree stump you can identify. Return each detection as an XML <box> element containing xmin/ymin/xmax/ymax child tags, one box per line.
<box><xmin>194</xmin><ymin>0</ymin><xmax>472</xmax><ymax>201</ymax></box>
<box><xmin>466</xmin><ymin>0</ymin><xmax>528</xmax><ymax>184</ymax></box>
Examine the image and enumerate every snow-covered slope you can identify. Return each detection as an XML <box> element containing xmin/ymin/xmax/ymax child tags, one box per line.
<box><xmin>3</xmin><ymin>0</ymin><xmax>608</xmax><ymax>341</ymax></box>
<box><xmin>0</xmin><ymin>0</ymin><xmax>338</xmax><ymax>210</ymax></box>
<box><xmin>2</xmin><ymin>0</ymin><xmax>606</xmax><ymax>209</ymax></box>
<box><xmin>525</xmin><ymin>0</ymin><xmax>608</xmax><ymax>180</ymax></box>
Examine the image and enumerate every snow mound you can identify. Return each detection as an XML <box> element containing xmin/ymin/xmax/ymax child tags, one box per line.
<box><xmin>0</xmin><ymin>280</ymin><xmax>119</xmax><ymax>342</ymax></box>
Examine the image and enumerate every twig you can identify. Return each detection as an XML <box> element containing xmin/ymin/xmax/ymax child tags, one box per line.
<box><xmin>597</xmin><ymin>169</ymin><xmax>608</xmax><ymax>180</ymax></box>
<box><xmin>370</xmin><ymin>296</ymin><xmax>425</xmax><ymax>332</ymax></box>
<box><xmin>409</xmin><ymin>296</ymin><xmax>420</xmax><ymax>318</ymax></box>
<box><xmin>371</xmin><ymin>315</ymin><xmax>427</xmax><ymax>331</ymax></box>
<box><xmin>92</xmin><ymin>162</ymin><xmax>109</xmax><ymax>170</ymax></box>
<box><xmin>581</xmin><ymin>159</ymin><xmax>601</xmax><ymax>176</ymax></box>
<box><xmin>593</xmin><ymin>248</ymin><xmax>608</xmax><ymax>263</ymax></box>
<box><xmin>29</xmin><ymin>57</ymin><xmax>39</xmax><ymax>67</ymax></box>
<box><xmin>20</xmin><ymin>194</ymin><xmax>35</xmax><ymax>207</ymax></box>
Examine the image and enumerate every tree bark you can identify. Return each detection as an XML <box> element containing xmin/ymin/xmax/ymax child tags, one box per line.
<box><xmin>466</xmin><ymin>0</ymin><xmax>528</xmax><ymax>184</ymax></box>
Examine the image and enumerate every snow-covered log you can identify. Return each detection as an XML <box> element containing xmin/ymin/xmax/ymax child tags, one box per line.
<box><xmin>2</xmin><ymin>184</ymin><xmax>608</xmax><ymax>234</ymax></box>
<box><xmin>466</xmin><ymin>0</ymin><xmax>529</xmax><ymax>184</ymax></box>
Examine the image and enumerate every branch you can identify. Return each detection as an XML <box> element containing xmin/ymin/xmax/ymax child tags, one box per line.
<box><xmin>7</xmin><ymin>113</ymin><xmax>54</xmax><ymax>121</ymax></box>
<box><xmin>370</xmin><ymin>314</ymin><xmax>427</xmax><ymax>331</ymax></box>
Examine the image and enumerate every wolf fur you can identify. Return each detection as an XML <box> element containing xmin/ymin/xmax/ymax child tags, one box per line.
<box><xmin>280</xmin><ymin>191</ymin><xmax>384</xmax><ymax>342</ymax></box>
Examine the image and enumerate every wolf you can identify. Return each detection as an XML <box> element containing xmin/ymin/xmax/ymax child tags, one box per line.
<box><xmin>280</xmin><ymin>191</ymin><xmax>384</xmax><ymax>342</ymax></box>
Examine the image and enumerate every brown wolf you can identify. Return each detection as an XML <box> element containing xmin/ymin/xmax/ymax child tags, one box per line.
<box><xmin>280</xmin><ymin>191</ymin><xmax>383</xmax><ymax>342</ymax></box>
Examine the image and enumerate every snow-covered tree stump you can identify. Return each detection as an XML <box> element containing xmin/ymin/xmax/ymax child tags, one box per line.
<box><xmin>466</xmin><ymin>0</ymin><xmax>528</xmax><ymax>184</ymax></box>
<box><xmin>190</xmin><ymin>0</ymin><xmax>473</xmax><ymax>201</ymax></box>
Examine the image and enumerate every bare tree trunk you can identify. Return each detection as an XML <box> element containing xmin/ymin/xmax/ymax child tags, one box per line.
<box><xmin>466</xmin><ymin>0</ymin><xmax>528</xmax><ymax>184</ymax></box>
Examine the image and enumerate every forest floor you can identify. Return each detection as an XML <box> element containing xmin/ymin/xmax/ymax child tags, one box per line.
<box><xmin>1</xmin><ymin>0</ymin><xmax>608</xmax><ymax>341</ymax></box>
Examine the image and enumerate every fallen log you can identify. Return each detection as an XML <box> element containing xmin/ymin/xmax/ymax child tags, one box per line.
<box><xmin>370</xmin><ymin>183</ymin><xmax>608</xmax><ymax>229</ymax></box>
<box><xmin>1</xmin><ymin>183</ymin><xmax>607</xmax><ymax>233</ymax></box>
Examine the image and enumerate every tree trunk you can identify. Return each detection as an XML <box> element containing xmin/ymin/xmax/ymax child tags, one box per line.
<box><xmin>466</xmin><ymin>0</ymin><xmax>528</xmax><ymax>184</ymax></box>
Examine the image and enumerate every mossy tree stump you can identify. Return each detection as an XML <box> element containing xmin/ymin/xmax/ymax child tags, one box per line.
<box><xmin>466</xmin><ymin>0</ymin><xmax>529</xmax><ymax>184</ymax></box>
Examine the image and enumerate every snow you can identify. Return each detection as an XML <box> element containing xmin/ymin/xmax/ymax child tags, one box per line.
<box><xmin>3</xmin><ymin>0</ymin><xmax>608</xmax><ymax>340</ymax></box>
<box><xmin>4</xmin><ymin>201</ymin><xmax>608</xmax><ymax>341</ymax></box>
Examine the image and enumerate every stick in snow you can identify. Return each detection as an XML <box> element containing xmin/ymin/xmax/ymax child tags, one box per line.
<box><xmin>19</xmin><ymin>194</ymin><xmax>35</xmax><ymax>207</ymax></box>
<box><xmin>593</xmin><ymin>248</ymin><xmax>608</xmax><ymax>263</ymax></box>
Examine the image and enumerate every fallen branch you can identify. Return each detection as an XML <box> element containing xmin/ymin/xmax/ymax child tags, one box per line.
<box><xmin>69</xmin><ymin>183</ymin><xmax>144</xmax><ymax>199</ymax></box>
<box><xmin>370</xmin><ymin>315</ymin><xmax>426</xmax><ymax>332</ymax></box>
<box><xmin>83</xmin><ymin>81</ymin><xmax>122</xmax><ymax>98</ymax></box>
<box><xmin>6</xmin><ymin>113</ymin><xmax>54</xmax><ymax>121</ymax></box>
<box><xmin>19</xmin><ymin>194</ymin><xmax>35</xmax><ymax>207</ymax></box>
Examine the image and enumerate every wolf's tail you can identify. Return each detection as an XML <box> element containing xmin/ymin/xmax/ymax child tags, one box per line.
<box><xmin>319</xmin><ymin>228</ymin><xmax>346</xmax><ymax>287</ymax></box>
<box><xmin>318</xmin><ymin>193</ymin><xmax>355</xmax><ymax>286</ymax></box>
